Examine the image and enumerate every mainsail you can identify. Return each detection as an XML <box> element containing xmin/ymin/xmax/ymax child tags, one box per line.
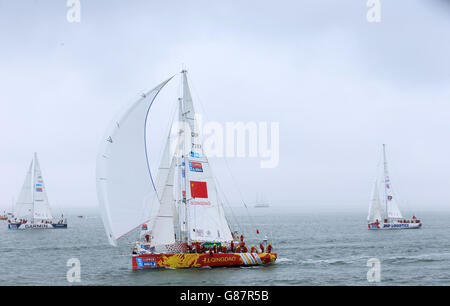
<box><xmin>15</xmin><ymin>153</ymin><xmax>53</xmax><ymax>220</ymax></box>
<box><xmin>382</xmin><ymin>145</ymin><xmax>403</xmax><ymax>219</ymax></box>
<box><xmin>32</xmin><ymin>154</ymin><xmax>53</xmax><ymax>220</ymax></box>
<box><xmin>181</xmin><ymin>71</ymin><xmax>233</xmax><ymax>243</ymax></box>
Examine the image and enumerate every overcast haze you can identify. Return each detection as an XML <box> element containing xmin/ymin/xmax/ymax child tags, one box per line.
<box><xmin>1</xmin><ymin>0</ymin><xmax>449</xmax><ymax>214</ymax></box>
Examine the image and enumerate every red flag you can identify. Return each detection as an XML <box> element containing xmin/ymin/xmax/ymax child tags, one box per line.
<box><xmin>190</xmin><ymin>181</ymin><xmax>208</xmax><ymax>198</ymax></box>
<box><xmin>256</xmin><ymin>229</ymin><xmax>260</xmax><ymax>234</ymax></box>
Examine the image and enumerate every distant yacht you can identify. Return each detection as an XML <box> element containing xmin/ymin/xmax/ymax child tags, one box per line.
<box><xmin>8</xmin><ymin>153</ymin><xmax>67</xmax><ymax>230</ymax></box>
<box><xmin>367</xmin><ymin>145</ymin><xmax>422</xmax><ymax>230</ymax></box>
<box><xmin>0</xmin><ymin>211</ymin><xmax>7</xmax><ymax>220</ymax></box>
<box><xmin>254</xmin><ymin>194</ymin><xmax>270</xmax><ymax>208</ymax></box>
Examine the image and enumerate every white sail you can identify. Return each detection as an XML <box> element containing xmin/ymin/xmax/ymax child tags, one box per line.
<box><xmin>15</xmin><ymin>161</ymin><xmax>33</xmax><ymax>219</ymax></box>
<box><xmin>386</xmin><ymin>197</ymin><xmax>403</xmax><ymax>219</ymax></box>
<box><xmin>367</xmin><ymin>180</ymin><xmax>382</xmax><ymax>222</ymax></box>
<box><xmin>151</xmin><ymin>156</ymin><xmax>176</xmax><ymax>248</ymax></box>
<box><xmin>32</xmin><ymin>153</ymin><xmax>53</xmax><ymax>220</ymax></box>
<box><xmin>150</xmin><ymin>133</ymin><xmax>176</xmax><ymax>248</ymax></box>
<box><xmin>96</xmin><ymin>77</ymin><xmax>173</xmax><ymax>246</ymax></box>
<box><xmin>181</xmin><ymin>71</ymin><xmax>233</xmax><ymax>243</ymax></box>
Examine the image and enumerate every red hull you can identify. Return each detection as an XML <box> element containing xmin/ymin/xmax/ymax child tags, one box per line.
<box><xmin>132</xmin><ymin>252</ymin><xmax>277</xmax><ymax>270</ymax></box>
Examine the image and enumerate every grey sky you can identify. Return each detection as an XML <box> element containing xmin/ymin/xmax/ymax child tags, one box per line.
<box><xmin>1</xmin><ymin>0</ymin><xmax>449</xmax><ymax>214</ymax></box>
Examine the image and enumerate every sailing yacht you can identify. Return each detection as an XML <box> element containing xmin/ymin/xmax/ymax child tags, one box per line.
<box><xmin>254</xmin><ymin>194</ymin><xmax>270</xmax><ymax>208</ymax></box>
<box><xmin>8</xmin><ymin>153</ymin><xmax>67</xmax><ymax>230</ymax></box>
<box><xmin>0</xmin><ymin>211</ymin><xmax>7</xmax><ymax>220</ymax></box>
<box><xmin>367</xmin><ymin>145</ymin><xmax>422</xmax><ymax>230</ymax></box>
<box><xmin>97</xmin><ymin>70</ymin><xmax>277</xmax><ymax>270</ymax></box>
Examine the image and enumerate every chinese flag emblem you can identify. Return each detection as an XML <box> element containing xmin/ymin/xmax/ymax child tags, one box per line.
<box><xmin>190</xmin><ymin>181</ymin><xmax>208</xmax><ymax>198</ymax></box>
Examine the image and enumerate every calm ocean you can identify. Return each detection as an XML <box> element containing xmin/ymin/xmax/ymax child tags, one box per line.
<box><xmin>1</xmin><ymin>210</ymin><xmax>449</xmax><ymax>285</ymax></box>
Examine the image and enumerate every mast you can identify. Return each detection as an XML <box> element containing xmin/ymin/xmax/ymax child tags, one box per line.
<box><xmin>382</xmin><ymin>144</ymin><xmax>388</xmax><ymax>220</ymax></box>
<box><xmin>31</xmin><ymin>153</ymin><xmax>36</xmax><ymax>223</ymax></box>
<box><xmin>177</xmin><ymin>95</ymin><xmax>186</xmax><ymax>242</ymax></box>
<box><xmin>181</xmin><ymin>69</ymin><xmax>190</xmax><ymax>244</ymax></box>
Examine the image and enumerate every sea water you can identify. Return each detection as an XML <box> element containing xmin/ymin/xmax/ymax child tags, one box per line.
<box><xmin>0</xmin><ymin>210</ymin><xmax>449</xmax><ymax>285</ymax></box>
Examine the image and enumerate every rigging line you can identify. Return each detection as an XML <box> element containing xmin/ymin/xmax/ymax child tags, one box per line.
<box><xmin>188</xmin><ymin>78</ymin><xmax>261</xmax><ymax>240</ymax></box>
<box><xmin>210</xmin><ymin>170</ymin><xmax>242</xmax><ymax>234</ymax></box>
<box><xmin>214</xmin><ymin>176</ymin><xmax>243</xmax><ymax>234</ymax></box>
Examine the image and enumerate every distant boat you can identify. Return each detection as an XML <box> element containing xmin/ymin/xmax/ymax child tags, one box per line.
<box><xmin>8</xmin><ymin>153</ymin><xmax>67</xmax><ymax>230</ymax></box>
<box><xmin>77</xmin><ymin>215</ymin><xmax>84</xmax><ymax>219</ymax></box>
<box><xmin>97</xmin><ymin>70</ymin><xmax>276</xmax><ymax>270</ymax></box>
<box><xmin>0</xmin><ymin>211</ymin><xmax>7</xmax><ymax>220</ymax></box>
<box><xmin>367</xmin><ymin>145</ymin><xmax>422</xmax><ymax>230</ymax></box>
<box><xmin>254</xmin><ymin>193</ymin><xmax>270</xmax><ymax>208</ymax></box>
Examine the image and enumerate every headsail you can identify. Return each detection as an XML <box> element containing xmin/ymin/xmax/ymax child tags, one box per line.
<box><xmin>367</xmin><ymin>180</ymin><xmax>382</xmax><ymax>222</ymax></box>
<box><xmin>150</xmin><ymin>134</ymin><xmax>177</xmax><ymax>249</ymax></box>
<box><xmin>15</xmin><ymin>161</ymin><xmax>33</xmax><ymax>219</ymax></box>
<box><xmin>96</xmin><ymin>77</ymin><xmax>173</xmax><ymax>246</ymax></box>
